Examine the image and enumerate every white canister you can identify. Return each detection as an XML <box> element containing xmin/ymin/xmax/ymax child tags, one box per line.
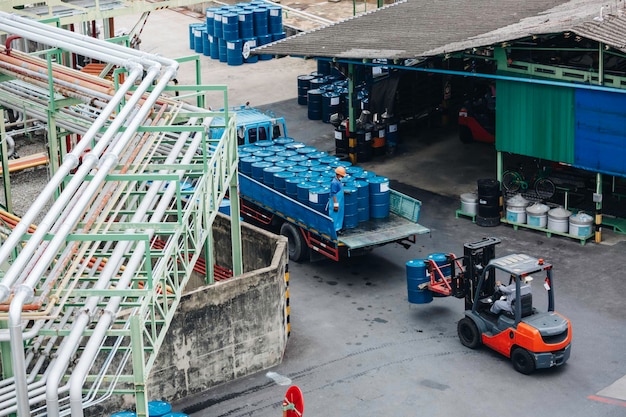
<box><xmin>548</xmin><ymin>207</ymin><xmax>572</xmax><ymax>233</ymax></box>
<box><xmin>526</xmin><ymin>203</ymin><xmax>550</xmax><ymax>228</ymax></box>
<box><xmin>569</xmin><ymin>212</ymin><xmax>594</xmax><ymax>237</ymax></box>
<box><xmin>506</xmin><ymin>194</ymin><xmax>529</xmax><ymax>224</ymax></box>
<box><xmin>460</xmin><ymin>192</ymin><xmax>478</xmax><ymax>215</ymax></box>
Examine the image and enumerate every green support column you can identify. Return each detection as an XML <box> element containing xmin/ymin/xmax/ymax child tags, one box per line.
<box><xmin>228</xmin><ymin>118</ymin><xmax>243</xmax><ymax>277</ymax></box>
<box><xmin>0</xmin><ymin>107</ymin><xmax>12</xmax><ymax>213</ymax></box>
<box><xmin>130</xmin><ymin>315</ymin><xmax>149</xmax><ymax>417</ymax></box>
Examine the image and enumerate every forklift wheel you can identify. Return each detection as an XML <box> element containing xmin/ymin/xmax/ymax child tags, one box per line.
<box><xmin>457</xmin><ymin>317</ymin><xmax>481</xmax><ymax>349</ymax></box>
<box><xmin>511</xmin><ymin>347</ymin><xmax>536</xmax><ymax>375</ymax></box>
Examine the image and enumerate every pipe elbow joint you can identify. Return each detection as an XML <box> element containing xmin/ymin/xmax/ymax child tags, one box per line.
<box><xmin>0</xmin><ymin>283</ymin><xmax>10</xmax><ymax>303</ymax></box>
<box><xmin>13</xmin><ymin>284</ymin><xmax>34</xmax><ymax>305</ymax></box>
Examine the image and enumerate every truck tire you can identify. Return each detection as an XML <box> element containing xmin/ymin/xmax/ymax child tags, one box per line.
<box><xmin>457</xmin><ymin>317</ymin><xmax>481</xmax><ymax>349</ymax></box>
<box><xmin>280</xmin><ymin>222</ymin><xmax>308</xmax><ymax>262</ymax></box>
<box><xmin>511</xmin><ymin>347</ymin><xmax>536</xmax><ymax>375</ymax></box>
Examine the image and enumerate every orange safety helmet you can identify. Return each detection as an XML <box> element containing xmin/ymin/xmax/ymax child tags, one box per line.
<box><xmin>335</xmin><ymin>166</ymin><xmax>346</xmax><ymax>177</ymax></box>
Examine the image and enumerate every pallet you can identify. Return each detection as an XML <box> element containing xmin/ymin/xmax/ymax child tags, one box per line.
<box><xmin>500</xmin><ymin>218</ymin><xmax>594</xmax><ymax>245</ymax></box>
<box><xmin>455</xmin><ymin>208</ymin><xmax>477</xmax><ymax>223</ymax></box>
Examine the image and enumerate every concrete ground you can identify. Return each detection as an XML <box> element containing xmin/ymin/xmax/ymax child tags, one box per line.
<box><xmin>117</xmin><ymin>8</ymin><xmax>626</xmax><ymax>417</ymax></box>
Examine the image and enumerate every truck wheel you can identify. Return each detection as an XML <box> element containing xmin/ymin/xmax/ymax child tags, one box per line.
<box><xmin>280</xmin><ymin>222</ymin><xmax>308</xmax><ymax>262</ymax></box>
<box><xmin>511</xmin><ymin>347</ymin><xmax>536</xmax><ymax>375</ymax></box>
<box><xmin>457</xmin><ymin>317</ymin><xmax>481</xmax><ymax>349</ymax></box>
<box><xmin>459</xmin><ymin>126</ymin><xmax>473</xmax><ymax>143</ymax></box>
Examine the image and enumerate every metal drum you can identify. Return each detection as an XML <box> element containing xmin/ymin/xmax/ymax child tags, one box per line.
<box><xmin>273</xmin><ymin>171</ymin><xmax>293</xmax><ymax>194</ymax></box>
<box><xmin>285</xmin><ymin>177</ymin><xmax>303</xmax><ymax>199</ymax></box>
<box><xmin>243</xmin><ymin>37</ymin><xmax>258</xmax><ymax>64</ymax></box>
<box><xmin>307</xmin><ymin>89</ymin><xmax>323</xmax><ymax>120</ymax></box>
<box><xmin>263</xmin><ymin>166</ymin><xmax>284</xmax><ymax>187</ymax></box>
<box><xmin>221</xmin><ymin>12</ymin><xmax>239</xmax><ymax>40</ymax></box>
<box><xmin>252</xmin><ymin>7</ymin><xmax>269</xmax><ymax>36</ymax></box>
<box><xmin>226</xmin><ymin>39</ymin><xmax>244</xmax><ymax>66</ymax></box>
<box><xmin>309</xmin><ymin>186</ymin><xmax>330</xmax><ymax>213</ymax></box>
<box><xmin>296</xmin><ymin>182</ymin><xmax>316</xmax><ymax>206</ymax></box>
<box><xmin>343</xmin><ymin>185</ymin><xmax>358</xmax><ymax>229</ymax></box>
<box><xmin>297</xmin><ymin>74</ymin><xmax>315</xmax><ymax>105</ymax></box>
<box><xmin>251</xmin><ymin>161</ymin><xmax>272</xmax><ymax>182</ymax></box>
<box><xmin>368</xmin><ymin>176</ymin><xmax>390</xmax><ymax>219</ymax></box>
<box><xmin>322</xmin><ymin>91</ymin><xmax>340</xmax><ymax>123</ymax></box>
<box><xmin>353</xmin><ymin>179</ymin><xmax>370</xmax><ymax>222</ymax></box>
<box><xmin>406</xmin><ymin>259</ymin><xmax>433</xmax><ymax>304</ymax></box>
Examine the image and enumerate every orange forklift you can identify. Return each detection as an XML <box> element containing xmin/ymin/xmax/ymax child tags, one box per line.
<box><xmin>424</xmin><ymin>237</ymin><xmax>572</xmax><ymax>374</ymax></box>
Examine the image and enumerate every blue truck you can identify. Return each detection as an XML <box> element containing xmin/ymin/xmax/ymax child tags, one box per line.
<box><xmin>212</xmin><ymin>106</ymin><xmax>430</xmax><ymax>262</ymax></box>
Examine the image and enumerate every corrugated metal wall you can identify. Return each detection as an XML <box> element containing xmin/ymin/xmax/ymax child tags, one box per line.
<box><xmin>495</xmin><ymin>79</ymin><xmax>626</xmax><ymax>178</ymax></box>
<box><xmin>495</xmin><ymin>80</ymin><xmax>575</xmax><ymax>164</ymax></box>
<box><xmin>574</xmin><ymin>89</ymin><xmax>626</xmax><ymax>177</ymax></box>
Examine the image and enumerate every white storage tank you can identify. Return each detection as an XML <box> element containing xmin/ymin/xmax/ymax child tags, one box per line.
<box><xmin>526</xmin><ymin>202</ymin><xmax>550</xmax><ymax>228</ymax></box>
<box><xmin>506</xmin><ymin>194</ymin><xmax>529</xmax><ymax>224</ymax></box>
<box><xmin>569</xmin><ymin>212</ymin><xmax>594</xmax><ymax>237</ymax></box>
<box><xmin>547</xmin><ymin>207</ymin><xmax>571</xmax><ymax>233</ymax></box>
<box><xmin>460</xmin><ymin>192</ymin><xmax>478</xmax><ymax>215</ymax></box>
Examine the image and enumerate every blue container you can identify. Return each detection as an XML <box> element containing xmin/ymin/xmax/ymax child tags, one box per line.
<box><xmin>267</xmin><ymin>145</ymin><xmax>285</xmax><ymax>153</ymax></box>
<box><xmin>219</xmin><ymin>38</ymin><xmax>228</xmax><ymax>62</ymax></box>
<box><xmin>277</xmin><ymin>150</ymin><xmax>298</xmax><ymax>158</ymax></box>
<box><xmin>253</xmin><ymin>150</ymin><xmax>274</xmax><ymax>158</ymax></box>
<box><xmin>406</xmin><ymin>259</ymin><xmax>433</xmax><ymax>304</ymax></box>
<box><xmin>213</xmin><ymin>11</ymin><xmax>224</xmax><ymax>38</ymax></box>
<box><xmin>264</xmin><ymin>155</ymin><xmax>285</xmax><ymax>164</ymax></box>
<box><xmin>218</xmin><ymin>199</ymin><xmax>231</xmax><ymax>216</ymax></box>
<box><xmin>111</xmin><ymin>412</ymin><xmax>136</xmax><ymax>417</ymax></box>
<box><xmin>319</xmin><ymin>155</ymin><xmax>340</xmax><ymax>165</ymax></box>
<box><xmin>287</xmin><ymin>165</ymin><xmax>308</xmax><ymax>175</ymax></box>
<box><xmin>239</xmin><ymin>156</ymin><xmax>263</xmax><ymax>175</ymax></box>
<box><xmin>355</xmin><ymin>170</ymin><xmax>376</xmax><ymax>180</ymax></box>
<box><xmin>297</xmin><ymin>182</ymin><xmax>316</xmax><ymax>206</ymax></box>
<box><xmin>274</xmin><ymin>171</ymin><xmax>293</xmax><ymax>193</ymax></box>
<box><xmin>226</xmin><ymin>39</ymin><xmax>244</xmax><ymax>66</ymax></box>
<box><xmin>272</xmin><ymin>32</ymin><xmax>286</xmax><ymax>42</ymax></box>
<box><xmin>274</xmin><ymin>137</ymin><xmax>295</xmax><ymax>146</ymax></box>
<box><xmin>206</xmin><ymin>7</ymin><xmax>219</xmax><ymax>35</ymax></box>
<box><xmin>251</xmin><ymin>161</ymin><xmax>272</xmax><ymax>182</ymax></box>
<box><xmin>307</xmin><ymin>151</ymin><xmax>327</xmax><ymax>160</ymax></box>
<box><xmin>242</xmin><ymin>37</ymin><xmax>259</xmax><ymax>63</ymax></box>
<box><xmin>201</xmin><ymin>29</ymin><xmax>211</xmax><ymax>56</ymax></box>
<box><xmin>295</xmin><ymin>145</ymin><xmax>317</xmax><ymax>155</ymax></box>
<box><xmin>209</xmin><ymin>34</ymin><xmax>219</xmax><ymax>59</ymax></box>
<box><xmin>222</xmin><ymin>12</ymin><xmax>239</xmax><ymax>40</ymax></box>
<box><xmin>299</xmin><ymin>159</ymin><xmax>321</xmax><ymax>168</ymax></box>
<box><xmin>354</xmin><ymin>180</ymin><xmax>370</xmax><ymax>222</ymax></box>
<box><xmin>343</xmin><ymin>185</ymin><xmax>358</xmax><ymax>229</ymax></box>
<box><xmin>255</xmin><ymin>139</ymin><xmax>274</xmax><ymax>148</ymax></box>
<box><xmin>297</xmin><ymin>74</ymin><xmax>315</xmax><ymax>105</ymax></box>
<box><xmin>189</xmin><ymin>23</ymin><xmax>205</xmax><ymax>50</ymax></box>
<box><xmin>288</xmin><ymin>154</ymin><xmax>308</xmax><ymax>164</ymax></box>
<box><xmin>322</xmin><ymin>91</ymin><xmax>341</xmax><ymax>123</ymax></box>
<box><xmin>368</xmin><ymin>176</ymin><xmax>390</xmax><ymax>219</ymax></box>
<box><xmin>275</xmin><ymin>159</ymin><xmax>296</xmax><ymax>169</ymax></box>
<box><xmin>284</xmin><ymin>141</ymin><xmax>306</xmax><ymax>150</ymax></box>
<box><xmin>309</xmin><ymin>186</ymin><xmax>330</xmax><ymax>213</ymax></box>
<box><xmin>252</xmin><ymin>7</ymin><xmax>269</xmax><ymax>36</ymax></box>
<box><xmin>239</xmin><ymin>145</ymin><xmax>258</xmax><ymax>153</ymax></box>
<box><xmin>239</xmin><ymin>10</ymin><xmax>254</xmax><ymax>38</ymax></box>
<box><xmin>385</xmin><ymin>121</ymin><xmax>399</xmax><ymax>153</ymax></box>
<box><xmin>263</xmin><ymin>165</ymin><xmax>284</xmax><ymax>186</ymax></box>
<box><xmin>307</xmin><ymin>89</ymin><xmax>323</xmax><ymax>120</ymax></box>
<box><xmin>238</xmin><ymin>151</ymin><xmax>251</xmax><ymax>159</ymax></box>
<box><xmin>267</xmin><ymin>5</ymin><xmax>283</xmax><ymax>33</ymax></box>
<box><xmin>285</xmin><ymin>177</ymin><xmax>303</xmax><ymax>199</ymax></box>
<box><xmin>427</xmin><ymin>253</ymin><xmax>451</xmax><ymax>278</ymax></box>
<box><xmin>148</xmin><ymin>401</ymin><xmax>172</xmax><ymax>417</ymax></box>
<box><xmin>346</xmin><ymin>166</ymin><xmax>364</xmax><ymax>178</ymax></box>
<box><xmin>194</xmin><ymin>29</ymin><xmax>204</xmax><ymax>54</ymax></box>
<box><xmin>257</xmin><ymin>33</ymin><xmax>273</xmax><ymax>60</ymax></box>
<box><xmin>317</xmin><ymin>59</ymin><xmax>331</xmax><ymax>75</ymax></box>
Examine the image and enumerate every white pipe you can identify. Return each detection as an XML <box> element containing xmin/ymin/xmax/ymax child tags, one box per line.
<box><xmin>46</xmin><ymin>65</ymin><xmax>179</xmax><ymax>417</ymax></box>
<box><xmin>69</xmin><ymin>123</ymin><xmax>205</xmax><ymax>416</ymax></box>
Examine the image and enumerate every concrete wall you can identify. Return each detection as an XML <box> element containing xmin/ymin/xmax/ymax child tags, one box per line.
<box><xmin>94</xmin><ymin>215</ymin><xmax>289</xmax><ymax>414</ymax></box>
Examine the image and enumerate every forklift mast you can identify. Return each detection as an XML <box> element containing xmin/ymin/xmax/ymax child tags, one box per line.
<box><xmin>461</xmin><ymin>237</ymin><xmax>501</xmax><ymax>310</ymax></box>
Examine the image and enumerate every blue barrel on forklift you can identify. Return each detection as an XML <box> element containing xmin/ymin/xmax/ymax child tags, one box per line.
<box><xmin>406</xmin><ymin>259</ymin><xmax>432</xmax><ymax>304</ymax></box>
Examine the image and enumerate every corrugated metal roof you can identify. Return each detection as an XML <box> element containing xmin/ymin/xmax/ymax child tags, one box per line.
<box><xmin>253</xmin><ymin>0</ymin><xmax>624</xmax><ymax>60</ymax></box>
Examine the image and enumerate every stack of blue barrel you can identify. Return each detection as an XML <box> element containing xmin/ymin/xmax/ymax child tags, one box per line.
<box><xmin>188</xmin><ymin>1</ymin><xmax>285</xmax><ymax>66</ymax></box>
<box><xmin>238</xmin><ymin>137</ymin><xmax>390</xmax><ymax>229</ymax></box>
<box><xmin>110</xmin><ymin>400</ymin><xmax>188</xmax><ymax>417</ymax></box>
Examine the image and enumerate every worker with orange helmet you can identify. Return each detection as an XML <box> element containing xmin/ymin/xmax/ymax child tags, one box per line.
<box><xmin>329</xmin><ymin>166</ymin><xmax>346</xmax><ymax>234</ymax></box>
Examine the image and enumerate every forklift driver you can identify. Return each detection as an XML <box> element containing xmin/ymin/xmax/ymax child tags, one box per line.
<box><xmin>490</xmin><ymin>275</ymin><xmax>518</xmax><ymax>315</ymax></box>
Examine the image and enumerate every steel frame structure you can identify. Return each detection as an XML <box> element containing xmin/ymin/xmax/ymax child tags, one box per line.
<box><xmin>0</xmin><ymin>12</ymin><xmax>243</xmax><ymax>417</ymax></box>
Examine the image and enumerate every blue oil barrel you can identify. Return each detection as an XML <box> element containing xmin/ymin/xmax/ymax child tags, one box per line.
<box><xmin>319</xmin><ymin>155</ymin><xmax>341</xmax><ymax>166</ymax></box>
<box><xmin>189</xmin><ymin>23</ymin><xmax>205</xmax><ymax>50</ymax></box>
<box><xmin>297</xmin><ymin>182</ymin><xmax>315</xmax><ymax>205</ymax></box>
<box><xmin>310</xmin><ymin>165</ymin><xmax>329</xmax><ymax>175</ymax></box>
<box><xmin>297</xmin><ymin>74</ymin><xmax>315</xmax><ymax>105</ymax></box>
<box><xmin>252</xmin><ymin>150</ymin><xmax>274</xmax><ymax>159</ymax></box>
<box><xmin>226</xmin><ymin>39</ymin><xmax>244</xmax><ymax>66</ymax></box>
<box><xmin>263</xmin><ymin>165</ymin><xmax>283</xmax><ymax>186</ymax></box>
<box><xmin>238</xmin><ymin>151</ymin><xmax>251</xmax><ymax>160</ymax></box>
<box><xmin>257</xmin><ymin>34</ymin><xmax>273</xmax><ymax>60</ymax></box>
<box><xmin>251</xmin><ymin>161</ymin><xmax>272</xmax><ymax>182</ymax></box>
<box><xmin>242</xmin><ymin>37</ymin><xmax>258</xmax><ymax>63</ymax></box>
<box><xmin>354</xmin><ymin>180</ymin><xmax>370</xmax><ymax>222</ymax></box>
<box><xmin>427</xmin><ymin>253</ymin><xmax>451</xmax><ymax>277</ymax></box>
<box><xmin>285</xmin><ymin>177</ymin><xmax>302</xmax><ymax>199</ymax></box>
<box><xmin>202</xmin><ymin>29</ymin><xmax>211</xmax><ymax>56</ymax></box>
<box><xmin>355</xmin><ymin>170</ymin><xmax>376</xmax><ymax>181</ymax></box>
<box><xmin>254</xmin><ymin>139</ymin><xmax>274</xmax><ymax>148</ymax></box>
<box><xmin>267</xmin><ymin>145</ymin><xmax>285</xmax><ymax>153</ymax></box>
<box><xmin>406</xmin><ymin>259</ymin><xmax>433</xmax><ymax>304</ymax></box>
<box><xmin>274</xmin><ymin>171</ymin><xmax>293</xmax><ymax>194</ymax></box>
<box><xmin>267</xmin><ymin>5</ymin><xmax>283</xmax><ymax>33</ymax></box>
<box><xmin>310</xmin><ymin>77</ymin><xmax>327</xmax><ymax>91</ymax></box>
<box><xmin>213</xmin><ymin>11</ymin><xmax>224</xmax><ymax>38</ymax></box>
<box><xmin>343</xmin><ymin>185</ymin><xmax>358</xmax><ymax>229</ymax></box>
<box><xmin>239</xmin><ymin>156</ymin><xmax>262</xmax><ymax>175</ymax></box>
<box><xmin>296</xmin><ymin>146</ymin><xmax>317</xmax><ymax>155</ymax></box>
<box><xmin>193</xmin><ymin>29</ymin><xmax>204</xmax><ymax>54</ymax></box>
<box><xmin>346</xmin><ymin>166</ymin><xmax>364</xmax><ymax>178</ymax></box>
<box><xmin>299</xmin><ymin>159</ymin><xmax>321</xmax><ymax>168</ymax></box>
<box><xmin>307</xmin><ymin>151</ymin><xmax>327</xmax><ymax>160</ymax></box>
<box><xmin>287</xmin><ymin>165</ymin><xmax>308</xmax><ymax>175</ymax></box>
<box><xmin>334</xmin><ymin>126</ymin><xmax>348</xmax><ymax>155</ymax></box>
<box><xmin>252</xmin><ymin>7</ymin><xmax>269</xmax><ymax>36</ymax></box>
<box><xmin>276</xmin><ymin>150</ymin><xmax>298</xmax><ymax>158</ymax></box>
<box><xmin>368</xmin><ymin>176</ymin><xmax>390</xmax><ymax>219</ymax></box>
<box><xmin>307</xmin><ymin>89</ymin><xmax>323</xmax><ymax>120</ymax></box>
<box><xmin>218</xmin><ymin>38</ymin><xmax>228</xmax><ymax>62</ymax></box>
<box><xmin>287</xmin><ymin>154</ymin><xmax>308</xmax><ymax>164</ymax></box>
<box><xmin>161</xmin><ymin>413</ymin><xmax>189</xmax><ymax>417</ymax></box>
<box><xmin>274</xmin><ymin>137</ymin><xmax>295</xmax><ymax>146</ymax></box>
<box><xmin>239</xmin><ymin>10</ymin><xmax>254</xmax><ymax>38</ymax></box>
<box><xmin>221</xmin><ymin>12</ymin><xmax>239</xmax><ymax>40</ymax></box>
<box><xmin>385</xmin><ymin>121</ymin><xmax>399</xmax><ymax>155</ymax></box>
<box><xmin>309</xmin><ymin>186</ymin><xmax>330</xmax><ymax>213</ymax></box>
<box><xmin>317</xmin><ymin>59</ymin><xmax>331</xmax><ymax>75</ymax></box>
<box><xmin>284</xmin><ymin>141</ymin><xmax>306</xmax><ymax>150</ymax></box>
<box><xmin>110</xmin><ymin>412</ymin><xmax>136</xmax><ymax>417</ymax></box>
<box><xmin>148</xmin><ymin>401</ymin><xmax>172</xmax><ymax>417</ymax></box>
<box><xmin>275</xmin><ymin>159</ymin><xmax>296</xmax><ymax>170</ymax></box>
<box><xmin>209</xmin><ymin>34</ymin><xmax>219</xmax><ymax>59</ymax></box>
<box><xmin>322</xmin><ymin>91</ymin><xmax>341</xmax><ymax>123</ymax></box>
<box><xmin>264</xmin><ymin>155</ymin><xmax>285</xmax><ymax>164</ymax></box>
<box><xmin>272</xmin><ymin>32</ymin><xmax>286</xmax><ymax>41</ymax></box>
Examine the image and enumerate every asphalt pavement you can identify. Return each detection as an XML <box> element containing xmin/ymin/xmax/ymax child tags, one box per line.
<box><xmin>120</xmin><ymin>9</ymin><xmax>626</xmax><ymax>417</ymax></box>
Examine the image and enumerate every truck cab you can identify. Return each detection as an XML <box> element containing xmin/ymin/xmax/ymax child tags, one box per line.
<box><xmin>210</xmin><ymin>105</ymin><xmax>288</xmax><ymax>146</ymax></box>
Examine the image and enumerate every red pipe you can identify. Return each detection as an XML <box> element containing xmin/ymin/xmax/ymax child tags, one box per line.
<box><xmin>4</xmin><ymin>35</ymin><xmax>22</xmax><ymax>56</ymax></box>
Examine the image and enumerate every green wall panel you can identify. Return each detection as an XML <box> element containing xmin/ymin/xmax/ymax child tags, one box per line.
<box><xmin>495</xmin><ymin>79</ymin><xmax>575</xmax><ymax>164</ymax></box>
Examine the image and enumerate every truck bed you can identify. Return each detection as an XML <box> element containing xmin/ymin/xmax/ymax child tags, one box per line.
<box><xmin>239</xmin><ymin>173</ymin><xmax>429</xmax><ymax>249</ymax></box>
